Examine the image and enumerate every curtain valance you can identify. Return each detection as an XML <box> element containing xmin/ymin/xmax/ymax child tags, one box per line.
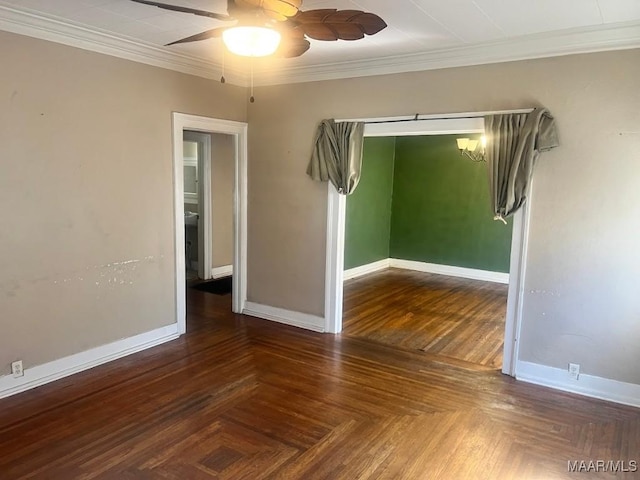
<box><xmin>485</xmin><ymin>107</ymin><xmax>559</xmax><ymax>221</ymax></box>
<box><xmin>307</xmin><ymin>119</ymin><xmax>365</xmax><ymax>195</ymax></box>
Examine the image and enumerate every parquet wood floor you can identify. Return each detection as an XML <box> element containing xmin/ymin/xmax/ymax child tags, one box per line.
<box><xmin>343</xmin><ymin>268</ymin><xmax>508</xmax><ymax>369</ymax></box>
<box><xmin>0</xmin><ymin>288</ymin><xmax>638</xmax><ymax>479</ymax></box>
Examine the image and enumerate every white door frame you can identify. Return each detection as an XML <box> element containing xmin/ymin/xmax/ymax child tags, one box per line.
<box><xmin>325</xmin><ymin>115</ymin><xmax>532</xmax><ymax>377</ymax></box>
<box><xmin>173</xmin><ymin>113</ymin><xmax>248</xmax><ymax>334</ymax></box>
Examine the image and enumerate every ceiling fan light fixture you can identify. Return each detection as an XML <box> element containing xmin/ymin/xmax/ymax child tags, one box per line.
<box><xmin>222</xmin><ymin>25</ymin><xmax>281</xmax><ymax>57</ymax></box>
<box><xmin>130</xmin><ymin>1</ymin><xmax>387</xmax><ymax>59</ymax></box>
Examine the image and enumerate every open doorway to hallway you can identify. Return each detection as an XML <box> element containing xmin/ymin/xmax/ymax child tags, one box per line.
<box><xmin>183</xmin><ymin>131</ymin><xmax>235</xmax><ymax>286</ymax></box>
<box><xmin>172</xmin><ymin>113</ymin><xmax>248</xmax><ymax>334</ymax></box>
<box><xmin>182</xmin><ymin>130</ymin><xmax>209</xmax><ymax>283</ymax></box>
<box><xmin>183</xmin><ymin>130</ymin><xmax>237</xmax><ymax>324</ymax></box>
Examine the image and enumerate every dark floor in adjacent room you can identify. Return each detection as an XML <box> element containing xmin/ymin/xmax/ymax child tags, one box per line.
<box><xmin>343</xmin><ymin>268</ymin><xmax>508</xmax><ymax>369</ymax></box>
<box><xmin>0</xmin><ymin>287</ymin><xmax>638</xmax><ymax>479</ymax></box>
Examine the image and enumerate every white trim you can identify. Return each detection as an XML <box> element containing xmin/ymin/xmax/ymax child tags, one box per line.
<box><xmin>243</xmin><ymin>301</ymin><xmax>325</xmax><ymax>333</ymax></box>
<box><xmin>389</xmin><ymin>259</ymin><xmax>509</xmax><ymax>284</ymax></box>
<box><xmin>211</xmin><ymin>264</ymin><xmax>233</xmax><ymax>279</ymax></box>
<box><xmin>254</xmin><ymin>21</ymin><xmax>640</xmax><ymax>86</ymax></box>
<box><xmin>1</xmin><ymin>5</ymin><xmax>638</xmax><ymax>86</ymax></box>
<box><xmin>232</xmin><ymin>124</ymin><xmax>249</xmax><ymax>316</ymax></box>
<box><xmin>343</xmin><ymin>259</ymin><xmax>391</xmax><ymax>281</ymax></box>
<box><xmin>0</xmin><ymin>325</ymin><xmax>179</xmax><ymax>399</ymax></box>
<box><xmin>362</xmin><ymin>118</ymin><xmax>484</xmax><ymax>137</ymax></box>
<box><xmin>172</xmin><ymin>113</ymin><xmax>248</xmax><ymax>335</ymax></box>
<box><xmin>502</xmin><ymin>195</ymin><xmax>533</xmax><ymax>376</ymax></box>
<box><xmin>173</xmin><ymin>118</ymin><xmax>187</xmax><ymax>334</ymax></box>
<box><xmin>343</xmin><ymin>258</ymin><xmax>509</xmax><ymax>284</ymax></box>
<box><xmin>516</xmin><ymin>361</ymin><xmax>640</xmax><ymax>409</ymax></box>
<box><xmin>202</xmin><ymin>137</ymin><xmax>213</xmax><ymax>281</ymax></box>
<box><xmin>202</xmin><ymin>133</ymin><xmax>213</xmax><ymax>281</ymax></box>
<box><xmin>324</xmin><ymin>183</ymin><xmax>346</xmax><ymax>333</ymax></box>
<box><xmin>0</xmin><ymin>5</ymin><xmax>246</xmax><ymax>86</ymax></box>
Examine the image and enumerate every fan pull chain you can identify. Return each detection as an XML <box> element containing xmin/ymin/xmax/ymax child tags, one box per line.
<box><xmin>220</xmin><ymin>49</ymin><xmax>226</xmax><ymax>84</ymax></box>
<box><xmin>250</xmin><ymin>60</ymin><xmax>255</xmax><ymax>103</ymax></box>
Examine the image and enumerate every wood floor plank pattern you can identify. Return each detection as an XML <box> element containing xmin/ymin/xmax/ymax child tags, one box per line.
<box><xmin>343</xmin><ymin>269</ymin><xmax>508</xmax><ymax>368</ymax></box>
<box><xmin>1</xmin><ymin>288</ymin><xmax>639</xmax><ymax>479</ymax></box>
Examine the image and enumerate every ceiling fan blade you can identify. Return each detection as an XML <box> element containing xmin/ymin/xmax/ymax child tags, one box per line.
<box><xmin>166</xmin><ymin>27</ymin><xmax>226</xmax><ymax>46</ymax></box>
<box><xmin>276</xmin><ymin>30</ymin><xmax>311</xmax><ymax>57</ymax></box>
<box><xmin>292</xmin><ymin>9</ymin><xmax>387</xmax><ymax>41</ymax></box>
<box><xmin>233</xmin><ymin>0</ymin><xmax>302</xmax><ymax>21</ymax></box>
<box><xmin>130</xmin><ymin>0</ymin><xmax>233</xmax><ymax>21</ymax></box>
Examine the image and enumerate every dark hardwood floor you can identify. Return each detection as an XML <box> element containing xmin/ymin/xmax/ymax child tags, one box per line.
<box><xmin>343</xmin><ymin>268</ymin><xmax>508</xmax><ymax>369</ymax></box>
<box><xmin>1</xmin><ymin>288</ymin><xmax>638</xmax><ymax>479</ymax></box>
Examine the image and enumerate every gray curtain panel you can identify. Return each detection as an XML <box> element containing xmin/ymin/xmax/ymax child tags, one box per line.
<box><xmin>307</xmin><ymin>119</ymin><xmax>365</xmax><ymax>195</ymax></box>
<box><xmin>485</xmin><ymin>107</ymin><xmax>559</xmax><ymax>222</ymax></box>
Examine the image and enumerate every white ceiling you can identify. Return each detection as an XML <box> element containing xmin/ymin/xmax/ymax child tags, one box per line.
<box><xmin>1</xmin><ymin>0</ymin><xmax>640</xmax><ymax>85</ymax></box>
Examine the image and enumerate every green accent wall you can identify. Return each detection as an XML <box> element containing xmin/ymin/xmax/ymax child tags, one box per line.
<box><xmin>344</xmin><ymin>137</ymin><xmax>396</xmax><ymax>270</ymax></box>
<box><xmin>345</xmin><ymin>134</ymin><xmax>513</xmax><ymax>273</ymax></box>
<box><xmin>390</xmin><ymin>135</ymin><xmax>512</xmax><ymax>273</ymax></box>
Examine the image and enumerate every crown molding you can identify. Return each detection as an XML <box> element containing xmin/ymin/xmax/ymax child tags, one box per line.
<box><xmin>1</xmin><ymin>4</ymin><xmax>639</xmax><ymax>87</ymax></box>
<box><xmin>0</xmin><ymin>4</ymin><xmax>248</xmax><ymax>86</ymax></box>
<box><xmin>254</xmin><ymin>20</ymin><xmax>640</xmax><ymax>86</ymax></box>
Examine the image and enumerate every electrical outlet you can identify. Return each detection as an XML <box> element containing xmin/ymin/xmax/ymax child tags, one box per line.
<box><xmin>11</xmin><ymin>360</ymin><xmax>24</xmax><ymax>378</ymax></box>
<box><xmin>568</xmin><ymin>363</ymin><xmax>580</xmax><ymax>380</ymax></box>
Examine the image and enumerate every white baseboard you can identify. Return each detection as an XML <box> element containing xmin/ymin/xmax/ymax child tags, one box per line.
<box><xmin>343</xmin><ymin>258</ymin><xmax>509</xmax><ymax>283</ymax></box>
<box><xmin>516</xmin><ymin>361</ymin><xmax>640</xmax><ymax>408</ymax></box>
<box><xmin>243</xmin><ymin>301</ymin><xmax>325</xmax><ymax>333</ymax></box>
<box><xmin>344</xmin><ymin>259</ymin><xmax>391</xmax><ymax>280</ymax></box>
<box><xmin>211</xmin><ymin>264</ymin><xmax>233</xmax><ymax>279</ymax></box>
<box><xmin>0</xmin><ymin>324</ymin><xmax>180</xmax><ymax>399</ymax></box>
<box><xmin>390</xmin><ymin>259</ymin><xmax>509</xmax><ymax>284</ymax></box>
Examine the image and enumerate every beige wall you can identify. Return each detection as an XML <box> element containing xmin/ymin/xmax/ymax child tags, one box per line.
<box><xmin>247</xmin><ymin>49</ymin><xmax>640</xmax><ymax>384</ymax></box>
<box><xmin>211</xmin><ymin>133</ymin><xmax>234</xmax><ymax>268</ymax></box>
<box><xmin>3</xmin><ymin>25</ymin><xmax>639</xmax><ymax>389</ymax></box>
<box><xmin>0</xmin><ymin>31</ymin><xmax>246</xmax><ymax>372</ymax></box>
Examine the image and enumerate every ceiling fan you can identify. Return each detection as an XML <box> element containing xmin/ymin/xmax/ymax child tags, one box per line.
<box><xmin>130</xmin><ymin>0</ymin><xmax>387</xmax><ymax>59</ymax></box>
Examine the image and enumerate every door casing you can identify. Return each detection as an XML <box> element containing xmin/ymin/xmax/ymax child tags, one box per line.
<box><xmin>172</xmin><ymin>113</ymin><xmax>248</xmax><ymax>334</ymax></box>
<box><xmin>324</xmin><ymin>115</ymin><xmax>531</xmax><ymax>377</ymax></box>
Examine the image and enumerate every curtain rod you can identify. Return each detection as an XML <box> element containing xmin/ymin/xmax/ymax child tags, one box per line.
<box><xmin>336</xmin><ymin>108</ymin><xmax>535</xmax><ymax>124</ymax></box>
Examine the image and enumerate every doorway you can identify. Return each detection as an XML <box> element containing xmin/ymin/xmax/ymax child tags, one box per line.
<box><xmin>324</xmin><ymin>115</ymin><xmax>532</xmax><ymax>376</ymax></box>
<box><xmin>343</xmin><ymin>133</ymin><xmax>511</xmax><ymax>369</ymax></box>
<box><xmin>172</xmin><ymin>113</ymin><xmax>248</xmax><ymax>334</ymax></box>
<box><xmin>182</xmin><ymin>131</ymin><xmax>236</xmax><ymax>284</ymax></box>
<box><xmin>182</xmin><ymin>130</ymin><xmax>211</xmax><ymax>282</ymax></box>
